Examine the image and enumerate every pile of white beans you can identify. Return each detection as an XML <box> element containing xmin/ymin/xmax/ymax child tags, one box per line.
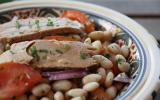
<box><xmin>17</xmin><ymin>30</ymin><xmax>131</xmax><ymax>100</ymax></box>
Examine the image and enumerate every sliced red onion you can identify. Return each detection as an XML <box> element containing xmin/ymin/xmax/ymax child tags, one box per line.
<box><xmin>42</xmin><ymin>69</ymin><xmax>88</xmax><ymax>81</ymax></box>
<box><xmin>114</xmin><ymin>73</ymin><xmax>131</xmax><ymax>83</ymax></box>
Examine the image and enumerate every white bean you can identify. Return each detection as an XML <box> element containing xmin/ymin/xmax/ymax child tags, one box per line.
<box><xmin>115</xmin><ymin>54</ymin><xmax>126</xmax><ymax>62</ymax></box>
<box><xmin>71</xmin><ymin>96</ymin><xmax>86</xmax><ymax>100</ymax></box>
<box><xmin>32</xmin><ymin>83</ymin><xmax>51</xmax><ymax>97</ymax></box>
<box><xmin>82</xmin><ymin>74</ymin><xmax>102</xmax><ymax>84</ymax></box>
<box><xmin>92</xmin><ymin>40</ymin><xmax>102</xmax><ymax>50</ymax></box>
<box><xmin>88</xmin><ymin>31</ymin><xmax>104</xmax><ymax>40</ymax></box>
<box><xmin>97</xmin><ymin>67</ymin><xmax>106</xmax><ymax>83</ymax></box>
<box><xmin>40</xmin><ymin>97</ymin><xmax>50</xmax><ymax>100</ymax></box>
<box><xmin>121</xmin><ymin>45</ymin><xmax>129</xmax><ymax>57</ymax></box>
<box><xmin>52</xmin><ymin>80</ymin><xmax>72</xmax><ymax>91</ymax></box>
<box><xmin>84</xmin><ymin>37</ymin><xmax>92</xmax><ymax>45</ymax></box>
<box><xmin>103</xmin><ymin>31</ymin><xmax>112</xmax><ymax>41</ymax></box>
<box><xmin>67</xmin><ymin>88</ymin><xmax>87</xmax><ymax>97</ymax></box>
<box><xmin>29</xmin><ymin>95</ymin><xmax>37</xmax><ymax>100</ymax></box>
<box><xmin>88</xmin><ymin>31</ymin><xmax>112</xmax><ymax>41</ymax></box>
<box><xmin>83</xmin><ymin>82</ymin><xmax>99</xmax><ymax>92</ymax></box>
<box><xmin>118</xmin><ymin>62</ymin><xmax>130</xmax><ymax>72</ymax></box>
<box><xmin>106</xmin><ymin>86</ymin><xmax>117</xmax><ymax>99</ymax></box>
<box><xmin>92</xmin><ymin>55</ymin><xmax>113</xmax><ymax>69</ymax></box>
<box><xmin>108</xmin><ymin>43</ymin><xmax>121</xmax><ymax>54</ymax></box>
<box><xmin>54</xmin><ymin>91</ymin><xmax>64</xmax><ymax>100</ymax></box>
<box><xmin>105</xmin><ymin>71</ymin><xmax>114</xmax><ymax>87</ymax></box>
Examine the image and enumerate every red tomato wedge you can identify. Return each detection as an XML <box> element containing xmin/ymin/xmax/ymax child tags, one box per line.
<box><xmin>44</xmin><ymin>36</ymin><xmax>77</xmax><ymax>41</ymax></box>
<box><xmin>62</xmin><ymin>10</ymin><xmax>95</xmax><ymax>33</ymax></box>
<box><xmin>0</xmin><ymin>63</ymin><xmax>42</xmax><ymax>99</ymax></box>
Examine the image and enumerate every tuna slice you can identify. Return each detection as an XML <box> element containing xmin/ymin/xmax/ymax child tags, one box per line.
<box><xmin>0</xmin><ymin>40</ymin><xmax>96</xmax><ymax>68</ymax></box>
<box><xmin>0</xmin><ymin>17</ymin><xmax>84</xmax><ymax>45</ymax></box>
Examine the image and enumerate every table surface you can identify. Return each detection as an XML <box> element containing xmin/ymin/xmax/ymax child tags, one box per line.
<box><xmin>74</xmin><ymin>0</ymin><xmax>160</xmax><ymax>40</ymax></box>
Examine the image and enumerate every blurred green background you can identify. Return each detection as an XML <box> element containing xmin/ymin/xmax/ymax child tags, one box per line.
<box><xmin>0</xmin><ymin>0</ymin><xmax>13</xmax><ymax>3</ymax></box>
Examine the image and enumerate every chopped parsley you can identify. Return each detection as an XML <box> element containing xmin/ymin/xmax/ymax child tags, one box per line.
<box><xmin>55</xmin><ymin>49</ymin><xmax>63</xmax><ymax>54</ymax></box>
<box><xmin>117</xmin><ymin>58</ymin><xmax>125</xmax><ymax>64</ymax></box>
<box><xmin>80</xmin><ymin>52</ymin><xmax>87</xmax><ymax>60</ymax></box>
<box><xmin>104</xmin><ymin>54</ymin><xmax>111</xmax><ymax>59</ymax></box>
<box><xmin>9</xmin><ymin>50</ymin><xmax>15</xmax><ymax>54</ymax></box>
<box><xmin>16</xmin><ymin>20</ymin><xmax>21</xmax><ymax>29</ymax></box>
<box><xmin>35</xmin><ymin>20</ymin><xmax>40</xmax><ymax>30</ymax></box>
<box><xmin>47</xmin><ymin>18</ymin><xmax>54</xmax><ymax>26</ymax></box>
<box><xmin>29</xmin><ymin>46</ymin><xmax>39</xmax><ymax>60</ymax></box>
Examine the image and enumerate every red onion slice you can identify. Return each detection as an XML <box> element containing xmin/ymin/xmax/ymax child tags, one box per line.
<box><xmin>42</xmin><ymin>69</ymin><xmax>88</xmax><ymax>80</ymax></box>
<box><xmin>114</xmin><ymin>73</ymin><xmax>131</xmax><ymax>83</ymax></box>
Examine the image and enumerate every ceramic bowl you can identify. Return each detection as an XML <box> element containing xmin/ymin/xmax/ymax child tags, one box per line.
<box><xmin>0</xmin><ymin>0</ymin><xmax>160</xmax><ymax>99</ymax></box>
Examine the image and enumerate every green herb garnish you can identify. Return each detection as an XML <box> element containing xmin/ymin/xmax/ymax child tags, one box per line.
<box><xmin>19</xmin><ymin>32</ymin><xmax>24</xmax><ymax>34</ymax></box>
<box><xmin>29</xmin><ymin>46</ymin><xmax>39</xmax><ymax>60</ymax></box>
<box><xmin>80</xmin><ymin>52</ymin><xmax>87</xmax><ymax>60</ymax></box>
<box><xmin>35</xmin><ymin>20</ymin><xmax>40</xmax><ymax>30</ymax></box>
<box><xmin>63</xmin><ymin>44</ymin><xmax>71</xmax><ymax>51</ymax></box>
<box><xmin>117</xmin><ymin>58</ymin><xmax>125</xmax><ymax>64</ymax></box>
<box><xmin>16</xmin><ymin>20</ymin><xmax>21</xmax><ymax>29</ymax></box>
<box><xmin>104</xmin><ymin>54</ymin><xmax>111</xmax><ymax>59</ymax></box>
<box><xmin>9</xmin><ymin>50</ymin><xmax>15</xmax><ymax>54</ymax></box>
<box><xmin>55</xmin><ymin>49</ymin><xmax>63</xmax><ymax>54</ymax></box>
<box><xmin>39</xmin><ymin>49</ymin><xmax>48</xmax><ymax>53</ymax></box>
<box><xmin>47</xmin><ymin>18</ymin><xmax>54</xmax><ymax>26</ymax></box>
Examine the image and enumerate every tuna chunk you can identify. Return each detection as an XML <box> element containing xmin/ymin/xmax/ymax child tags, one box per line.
<box><xmin>0</xmin><ymin>40</ymin><xmax>96</xmax><ymax>68</ymax></box>
<box><xmin>0</xmin><ymin>17</ymin><xmax>84</xmax><ymax>45</ymax></box>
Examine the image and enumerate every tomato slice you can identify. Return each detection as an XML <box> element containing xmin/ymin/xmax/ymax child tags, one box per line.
<box><xmin>62</xmin><ymin>10</ymin><xmax>95</xmax><ymax>33</ymax></box>
<box><xmin>44</xmin><ymin>36</ymin><xmax>77</xmax><ymax>41</ymax></box>
<box><xmin>0</xmin><ymin>63</ymin><xmax>42</xmax><ymax>99</ymax></box>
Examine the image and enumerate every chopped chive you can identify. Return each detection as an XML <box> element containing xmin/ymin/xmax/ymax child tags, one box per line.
<box><xmin>55</xmin><ymin>49</ymin><xmax>63</xmax><ymax>54</ymax></box>
<box><xmin>16</xmin><ymin>20</ymin><xmax>21</xmax><ymax>29</ymax></box>
<box><xmin>47</xmin><ymin>18</ymin><xmax>54</xmax><ymax>26</ymax></box>
<box><xmin>19</xmin><ymin>32</ymin><xmax>24</xmax><ymax>34</ymax></box>
<box><xmin>35</xmin><ymin>19</ymin><xmax>40</xmax><ymax>30</ymax></box>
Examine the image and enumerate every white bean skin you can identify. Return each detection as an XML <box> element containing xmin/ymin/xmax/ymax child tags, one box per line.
<box><xmin>83</xmin><ymin>82</ymin><xmax>99</xmax><ymax>92</ymax></box>
<box><xmin>92</xmin><ymin>55</ymin><xmax>113</xmax><ymax>69</ymax></box>
<box><xmin>108</xmin><ymin>43</ymin><xmax>121</xmax><ymax>54</ymax></box>
<box><xmin>118</xmin><ymin>62</ymin><xmax>130</xmax><ymax>72</ymax></box>
<box><xmin>92</xmin><ymin>40</ymin><xmax>102</xmax><ymax>50</ymax></box>
<box><xmin>115</xmin><ymin>54</ymin><xmax>126</xmax><ymax>62</ymax></box>
<box><xmin>52</xmin><ymin>80</ymin><xmax>72</xmax><ymax>91</ymax></box>
<box><xmin>82</xmin><ymin>74</ymin><xmax>102</xmax><ymax>84</ymax></box>
<box><xmin>105</xmin><ymin>71</ymin><xmax>114</xmax><ymax>87</ymax></box>
<box><xmin>54</xmin><ymin>91</ymin><xmax>64</xmax><ymax>100</ymax></box>
<box><xmin>67</xmin><ymin>88</ymin><xmax>87</xmax><ymax>97</ymax></box>
<box><xmin>97</xmin><ymin>67</ymin><xmax>106</xmax><ymax>83</ymax></box>
<box><xmin>40</xmin><ymin>97</ymin><xmax>50</xmax><ymax>100</ymax></box>
<box><xmin>32</xmin><ymin>83</ymin><xmax>51</xmax><ymax>97</ymax></box>
<box><xmin>121</xmin><ymin>45</ymin><xmax>129</xmax><ymax>57</ymax></box>
<box><xmin>29</xmin><ymin>95</ymin><xmax>37</xmax><ymax>100</ymax></box>
<box><xmin>106</xmin><ymin>86</ymin><xmax>117</xmax><ymax>99</ymax></box>
<box><xmin>71</xmin><ymin>96</ymin><xmax>86</xmax><ymax>100</ymax></box>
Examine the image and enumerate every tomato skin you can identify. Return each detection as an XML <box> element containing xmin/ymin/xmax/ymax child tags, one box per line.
<box><xmin>62</xmin><ymin>10</ymin><xmax>95</xmax><ymax>33</ymax></box>
<box><xmin>44</xmin><ymin>36</ymin><xmax>76</xmax><ymax>41</ymax></box>
<box><xmin>0</xmin><ymin>63</ymin><xmax>42</xmax><ymax>99</ymax></box>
